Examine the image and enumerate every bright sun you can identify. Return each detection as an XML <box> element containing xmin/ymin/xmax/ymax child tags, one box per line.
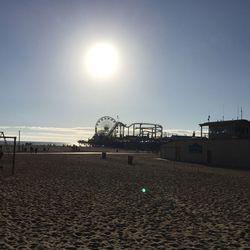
<box><xmin>84</xmin><ymin>42</ymin><xmax>119</xmax><ymax>79</ymax></box>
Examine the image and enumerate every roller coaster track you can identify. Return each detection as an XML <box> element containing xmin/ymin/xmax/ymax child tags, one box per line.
<box><xmin>107</xmin><ymin>122</ymin><xmax>163</xmax><ymax>138</ymax></box>
<box><xmin>107</xmin><ymin>122</ymin><xmax>126</xmax><ymax>136</ymax></box>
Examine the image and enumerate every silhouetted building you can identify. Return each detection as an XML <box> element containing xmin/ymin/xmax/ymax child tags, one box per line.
<box><xmin>200</xmin><ymin>119</ymin><xmax>250</xmax><ymax>139</ymax></box>
<box><xmin>161</xmin><ymin>119</ymin><xmax>250</xmax><ymax>169</ymax></box>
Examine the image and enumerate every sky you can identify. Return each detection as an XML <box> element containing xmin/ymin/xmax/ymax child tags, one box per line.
<box><xmin>1</xmin><ymin>0</ymin><xmax>250</xmax><ymax>143</ymax></box>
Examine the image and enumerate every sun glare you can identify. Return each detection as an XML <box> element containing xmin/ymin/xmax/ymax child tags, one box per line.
<box><xmin>84</xmin><ymin>42</ymin><xmax>119</xmax><ymax>79</ymax></box>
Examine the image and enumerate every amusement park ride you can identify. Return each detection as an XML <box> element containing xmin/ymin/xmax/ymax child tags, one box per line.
<box><xmin>89</xmin><ymin>116</ymin><xmax>164</xmax><ymax>150</ymax></box>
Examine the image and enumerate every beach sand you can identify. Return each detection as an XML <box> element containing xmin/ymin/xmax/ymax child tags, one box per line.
<box><xmin>1</xmin><ymin>154</ymin><xmax>250</xmax><ymax>249</ymax></box>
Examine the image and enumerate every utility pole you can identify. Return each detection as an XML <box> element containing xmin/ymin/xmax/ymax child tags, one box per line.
<box><xmin>222</xmin><ymin>105</ymin><xmax>224</xmax><ymax>121</ymax></box>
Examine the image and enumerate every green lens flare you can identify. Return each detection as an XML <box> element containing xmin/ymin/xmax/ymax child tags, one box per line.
<box><xmin>141</xmin><ymin>188</ymin><xmax>146</xmax><ymax>193</ymax></box>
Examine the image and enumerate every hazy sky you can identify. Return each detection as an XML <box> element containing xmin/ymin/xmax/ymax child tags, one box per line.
<box><xmin>1</xmin><ymin>0</ymin><xmax>250</xmax><ymax>135</ymax></box>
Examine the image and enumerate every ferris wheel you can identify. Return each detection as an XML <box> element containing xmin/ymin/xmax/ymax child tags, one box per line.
<box><xmin>95</xmin><ymin>116</ymin><xmax>117</xmax><ymax>135</ymax></box>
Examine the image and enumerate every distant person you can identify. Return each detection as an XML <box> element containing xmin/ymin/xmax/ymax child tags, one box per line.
<box><xmin>35</xmin><ymin>148</ymin><xmax>38</xmax><ymax>154</ymax></box>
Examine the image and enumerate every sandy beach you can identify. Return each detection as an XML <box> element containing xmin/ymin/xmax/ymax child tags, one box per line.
<box><xmin>1</xmin><ymin>153</ymin><xmax>250</xmax><ymax>249</ymax></box>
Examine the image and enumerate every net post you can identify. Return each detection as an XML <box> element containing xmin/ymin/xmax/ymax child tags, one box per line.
<box><xmin>12</xmin><ymin>137</ymin><xmax>16</xmax><ymax>175</ymax></box>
